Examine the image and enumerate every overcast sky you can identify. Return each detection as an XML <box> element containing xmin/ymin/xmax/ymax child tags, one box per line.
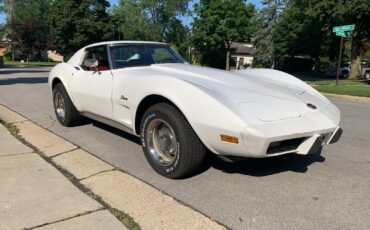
<box><xmin>0</xmin><ymin>0</ymin><xmax>262</xmax><ymax>26</ymax></box>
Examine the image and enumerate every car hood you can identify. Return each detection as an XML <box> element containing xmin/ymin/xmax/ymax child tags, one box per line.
<box><xmin>150</xmin><ymin>64</ymin><xmax>331</xmax><ymax>122</ymax></box>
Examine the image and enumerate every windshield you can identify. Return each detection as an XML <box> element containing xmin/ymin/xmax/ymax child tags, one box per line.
<box><xmin>109</xmin><ymin>44</ymin><xmax>186</xmax><ymax>69</ymax></box>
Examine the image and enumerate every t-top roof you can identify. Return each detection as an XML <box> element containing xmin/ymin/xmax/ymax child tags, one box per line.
<box><xmin>86</xmin><ymin>40</ymin><xmax>168</xmax><ymax>48</ymax></box>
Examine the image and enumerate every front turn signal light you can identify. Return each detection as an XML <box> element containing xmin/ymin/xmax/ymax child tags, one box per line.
<box><xmin>220</xmin><ymin>135</ymin><xmax>239</xmax><ymax>144</ymax></box>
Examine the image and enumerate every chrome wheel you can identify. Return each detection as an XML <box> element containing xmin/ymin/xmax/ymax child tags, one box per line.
<box><xmin>146</xmin><ymin>119</ymin><xmax>178</xmax><ymax>166</ymax></box>
<box><xmin>54</xmin><ymin>92</ymin><xmax>65</xmax><ymax>121</ymax></box>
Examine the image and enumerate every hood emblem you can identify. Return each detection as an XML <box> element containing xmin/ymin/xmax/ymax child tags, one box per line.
<box><xmin>307</xmin><ymin>103</ymin><xmax>317</xmax><ymax>110</ymax></box>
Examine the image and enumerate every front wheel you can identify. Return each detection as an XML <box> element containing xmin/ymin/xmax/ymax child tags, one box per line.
<box><xmin>140</xmin><ymin>103</ymin><xmax>206</xmax><ymax>179</ymax></box>
<box><xmin>52</xmin><ymin>83</ymin><xmax>80</xmax><ymax>126</ymax></box>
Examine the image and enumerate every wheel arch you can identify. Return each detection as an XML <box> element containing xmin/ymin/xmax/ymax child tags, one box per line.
<box><xmin>134</xmin><ymin>94</ymin><xmax>180</xmax><ymax>135</ymax></box>
<box><xmin>51</xmin><ymin>77</ymin><xmax>63</xmax><ymax>89</ymax></box>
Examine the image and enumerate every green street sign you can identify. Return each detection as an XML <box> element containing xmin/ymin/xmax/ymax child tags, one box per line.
<box><xmin>336</xmin><ymin>31</ymin><xmax>351</xmax><ymax>38</ymax></box>
<box><xmin>333</xmin><ymin>24</ymin><xmax>355</xmax><ymax>33</ymax></box>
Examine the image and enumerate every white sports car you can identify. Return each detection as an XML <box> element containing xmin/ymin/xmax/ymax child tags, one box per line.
<box><xmin>49</xmin><ymin>41</ymin><xmax>342</xmax><ymax>178</ymax></box>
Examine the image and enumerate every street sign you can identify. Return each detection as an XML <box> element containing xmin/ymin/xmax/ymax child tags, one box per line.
<box><xmin>332</xmin><ymin>24</ymin><xmax>355</xmax><ymax>86</ymax></box>
<box><xmin>336</xmin><ymin>31</ymin><xmax>350</xmax><ymax>38</ymax></box>
<box><xmin>333</xmin><ymin>24</ymin><xmax>355</xmax><ymax>33</ymax></box>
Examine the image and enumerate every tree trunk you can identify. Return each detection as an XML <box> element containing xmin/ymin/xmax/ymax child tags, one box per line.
<box><xmin>349</xmin><ymin>29</ymin><xmax>361</xmax><ymax>79</ymax></box>
<box><xmin>314</xmin><ymin>56</ymin><xmax>321</xmax><ymax>73</ymax></box>
<box><xmin>225</xmin><ymin>45</ymin><xmax>230</xmax><ymax>71</ymax></box>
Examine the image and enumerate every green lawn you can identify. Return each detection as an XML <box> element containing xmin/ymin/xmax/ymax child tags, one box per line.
<box><xmin>4</xmin><ymin>61</ymin><xmax>59</xmax><ymax>67</ymax></box>
<box><xmin>291</xmin><ymin>72</ymin><xmax>370</xmax><ymax>98</ymax></box>
<box><xmin>313</xmin><ymin>84</ymin><xmax>370</xmax><ymax>97</ymax></box>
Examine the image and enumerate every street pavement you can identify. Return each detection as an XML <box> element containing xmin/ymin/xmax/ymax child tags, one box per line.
<box><xmin>1</xmin><ymin>67</ymin><xmax>369</xmax><ymax>229</ymax></box>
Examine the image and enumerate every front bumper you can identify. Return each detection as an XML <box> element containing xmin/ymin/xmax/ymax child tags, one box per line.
<box><xmin>210</xmin><ymin>126</ymin><xmax>342</xmax><ymax>158</ymax></box>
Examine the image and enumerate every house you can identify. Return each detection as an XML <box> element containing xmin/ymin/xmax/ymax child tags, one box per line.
<box><xmin>47</xmin><ymin>50</ymin><xmax>64</xmax><ymax>62</ymax></box>
<box><xmin>230</xmin><ymin>42</ymin><xmax>254</xmax><ymax>69</ymax></box>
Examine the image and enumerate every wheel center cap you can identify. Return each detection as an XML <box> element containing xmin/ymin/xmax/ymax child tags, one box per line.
<box><xmin>160</xmin><ymin>136</ymin><xmax>170</xmax><ymax>152</ymax></box>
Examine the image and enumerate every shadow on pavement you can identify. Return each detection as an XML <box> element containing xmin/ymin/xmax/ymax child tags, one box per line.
<box><xmin>73</xmin><ymin>117</ymin><xmax>325</xmax><ymax>178</ymax></box>
<box><xmin>0</xmin><ymin>77</ymin><xmax>48</xmax><ymax>85</ymax></box>
<box><xmin>0</xmin><ymin>69</ymin><xmax>50</xmax><ymax>74</ymax></box>
<box><xmin>91</xmin><ymin>120</ymin><xmax>141</xmax><ymax>145</ymax></box>
<box><xmin>205</xmin><ymin>152</ymin><xmax>325</xmax><ymax>177</ymax></box>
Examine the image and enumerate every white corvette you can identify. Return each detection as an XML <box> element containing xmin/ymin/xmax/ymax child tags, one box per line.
<box><xmin>49</xmin><ymin>41</ymin><xmax>342</xmax><ymax>178</ymax></box>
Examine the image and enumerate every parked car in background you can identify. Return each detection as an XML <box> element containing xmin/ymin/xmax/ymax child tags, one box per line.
<box><xmin>326</xmin><ymin>63</ymin><xmax>350</xmax><ymax>79</ymax></box>
<box><xmin>361</xmin><ymin>65</ymin><xmax>370</xmax><ymax>81</ymax></box>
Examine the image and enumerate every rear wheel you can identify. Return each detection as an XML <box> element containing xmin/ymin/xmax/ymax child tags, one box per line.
<box><xmin>53</xmin><ymin>83</ymin><xmax>80</xmax><ymax>126</ymax></box>
<box><xmin>140</xmin><ymin>103</ymin><xmax>206</xmax><ymax>179</ymax></box>
<box><xmin>365</xmin><ymin>71</ymin><xmax>370</xmax><ymax>80</ymax></box>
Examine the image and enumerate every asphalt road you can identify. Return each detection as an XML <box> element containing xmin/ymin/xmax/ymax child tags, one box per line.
<box><xmin>1</xmin><ymin>67</ymin><xmax>369</xmax><ymax>230</ymax></box>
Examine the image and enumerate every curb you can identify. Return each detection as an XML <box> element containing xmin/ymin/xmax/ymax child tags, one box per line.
<box><xmin>322</xmin><ymin>93</ymin><xmax>370</xmax><ymax>103</ymax></box>
<box><xmin>0</xmin><ymin>104</ymin><xmax>226</xmax><ymax>230</ymax></box>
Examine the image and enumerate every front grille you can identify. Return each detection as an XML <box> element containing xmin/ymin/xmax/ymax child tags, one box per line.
<box><xmin>267</xmin><ymin>137</ymin><xmax>306</xmax><ymax>154</ymax></box>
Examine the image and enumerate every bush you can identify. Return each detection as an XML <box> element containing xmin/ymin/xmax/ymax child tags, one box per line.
<box><xmin>4</xmin><ymin>52</ymin><xmax>12</xmax><ymax>62</ymax></box>
<box><xmin>280</xmin><ymin>57</ymin><xmax>314</xmax><ymax>72</ymax></box>
<box><xmin>254</xmin><ymin>63</ymin><xmax>265</xmax><ymax>68</ymax></box>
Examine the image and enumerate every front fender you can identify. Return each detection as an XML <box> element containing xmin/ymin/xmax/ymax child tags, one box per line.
<box><xmin>118</xmin><ymin>75</ymin><xmax>248</xmax><ymax>155</ymax></box>
<box><xmin>48</xmin><ymin>63</ymin><xmax>81</xmax><ymax>110</ymax></box>
<box><xmin>48</xmin><ymin>63</ymin><xmax>74</xmax><ymax>90</ymax></box>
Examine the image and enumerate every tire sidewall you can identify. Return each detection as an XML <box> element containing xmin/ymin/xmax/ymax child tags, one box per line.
<box><xmin>53</xmin><ymin>84</ymin><xmax>74</xmax><ymax>126</ymax></box>
<box><xmin>342</xmin><ymin>71</ymin><xmax>349</xmax><ymax>79</ymax></box>
<box><xmin>365</xmin><ymin>72</ymin><xmax>370</xmax><ymax>80</ymax></box>
<box><xmin>140</xmin><ymin>108</ymin><xmax>185</xmax><ymax>178</ymax></box>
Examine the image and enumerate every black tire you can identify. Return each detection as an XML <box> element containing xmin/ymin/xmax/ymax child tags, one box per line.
<box><xmin>140</xmin><ymin>103</ymin><xmax>206</xmax><ymax>179</ymax></box>
<box><xmin>341</xmin><ymin>70</ymin><xmax>349</xmax><ymax>79</ymax></box>
<box><xmin>365</xmin><ymin>71</ymin><xmax>370</xmax><ymax>80</ymax></box>
<box><xmin>52</xmin><ymin>83</ymin><xmax>80</xmax><ymax>126</ymax></box>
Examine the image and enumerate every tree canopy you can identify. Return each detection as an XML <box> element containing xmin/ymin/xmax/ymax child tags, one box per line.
<box><xmin>48</xmin><ymin>0</ymin><xmax>112</xmax><ymax>58</ymax></box>
<box><xmin>192</xmin><ymin>0</ymin><xmax>256</xmax><ymax>69</ymax></box>
<box><xmin>111</xmin><ymin>0</ymin><xmax>191</xmax><ymax>57</ymax></box>
<box><xmin>0</xmin><ymin>0</ymin><xmax>369</xmax><ymax>75</ymax></box>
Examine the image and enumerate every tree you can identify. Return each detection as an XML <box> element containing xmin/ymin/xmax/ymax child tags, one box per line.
<box><xmin>141</xmin><ymin>0</ymin><xmax>189</xmax><ymax>41</ymax></box>
<box><xmin>48</xmin><ymin>0</ymin><xmax>112</xmax><ymax>58</ymax></box>
<box><xmin>192</xmin><ymin>0</ymin><xmax>256</xmax><ymax>69</ymax></box>
<box><xmin>111</xmin><ymin>0</ymin><xmax>190</xmax><ymax>41</ymax></box>
<box><xmin>340</xmin><ymin>0</ymin><xmax>370</xmax><ymax>79</ymax></box>
<box><xmin>7</xmin><ymin>0</ymin><xmax>49</xmax><ymax>62</ymax></box>
<box><xmin>253</xmin><ymin>0</ymin><xmax>286</xmax><ymax>68</ymax></box>
<box><xmin>1</xmin><ymin>0</ymin><xmax>15</xmax><ymax>60</ymax></box>
<box><xmin>111</xmin><ymin>0</ymin><xmax>153</xmax><ymax>41</ymax></box>
<box><xmin>111</xmin><ymin>0</ymin><xmax>191</xmax><ymax>57</ymax></box>
<box><xmin>299</xmin><ymin>0</ymin><xmax>370</xmax><ymax>78</ymax></box>
<box><xmin>272</xmin><ymin>0</ymin><xmax>326</xmax><ymax>71</ymax></box>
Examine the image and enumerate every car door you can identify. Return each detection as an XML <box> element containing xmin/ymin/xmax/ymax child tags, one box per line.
<box><xmin>69</xmin><ymin>45</ymin><xmax>113</xmax><ymax>119</ymax></box>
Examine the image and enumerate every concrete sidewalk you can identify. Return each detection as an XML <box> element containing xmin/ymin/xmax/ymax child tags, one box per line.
<box><xmin>0</xmin><ymin>124</ymin><xmax>127</xmax><ymax>230</ymax></box>
<box><xmin>0</xmin><ymin>104</ymin><xmax>225</xmax><ymax>230</ymax></box>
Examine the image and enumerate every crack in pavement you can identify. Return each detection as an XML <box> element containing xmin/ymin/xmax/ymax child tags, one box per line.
<box><xmin>25</xmin><ymin>207</ymin><xmax>106</xmax><ymax>230</ymax></box>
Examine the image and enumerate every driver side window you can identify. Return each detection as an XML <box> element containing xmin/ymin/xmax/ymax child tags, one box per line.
<box><xmin>81</xmin><ymin>46</ymin><xmax>110</xmax><ymax>71</ymax></box>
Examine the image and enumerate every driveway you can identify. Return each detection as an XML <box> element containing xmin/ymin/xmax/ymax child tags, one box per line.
<box><xmin>1</xmin><ymin>67</ymin><xmax>369</xmax><ymax>229</ymax></box>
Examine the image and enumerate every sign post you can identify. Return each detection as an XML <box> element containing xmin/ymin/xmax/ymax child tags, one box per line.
<box><xmin>336</xmin><ymin>37</ymin><xmax>344</xmax><ymax>86</ymax></box>
<box><xmin>332</xmin><ymin>24</ymin><xmax>355</xmax><ymax>86</ymax></box>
